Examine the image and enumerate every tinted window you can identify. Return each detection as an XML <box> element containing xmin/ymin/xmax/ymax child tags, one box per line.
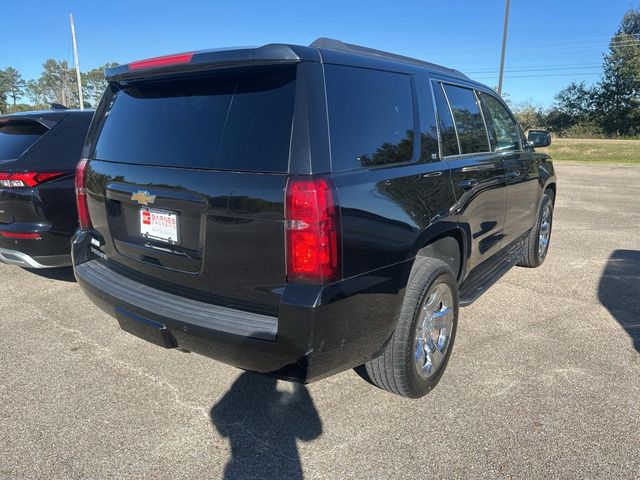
<box><xmin>420</xmin><ymin>83</ymin><xmax>440</xmax><ymax>162</ymax></box>
<box><xmin>443</xmin><ymin>84</ymin><xmax>490</xmax><ymax>154</ymax></box>
<box><xmin>479</xmin><ymin>92</ymin><xmax>521</xmax><ymax>152</ymax></box>
<box><xmin>0</xmin><ymin>120</ymin><xmax>48</xmax><ymax>160</ymax></box>
<box><xmin>325</xmin><ymin>65</ymin><xmax>414</xmax><ymax>171</ymax></box>
<box><xmin>433</xmin><ymin>83</ymin><xmax>459</xmax><ymax>156</ymax></box>
<box><xmin>93</xmin><ymin>65</ymin><xmax>296</xmax><ymax>172</ymax></box>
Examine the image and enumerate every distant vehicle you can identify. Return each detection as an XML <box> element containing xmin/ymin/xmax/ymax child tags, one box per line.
<box><xmin>72</xmin><ymin>39</ymin><xmax>555</xmax><ymax>398</ymax></box>
<box><xmin>0</xmin><ymin>109</ymin><xmax>94</xmax><ymax>268</ymax></box>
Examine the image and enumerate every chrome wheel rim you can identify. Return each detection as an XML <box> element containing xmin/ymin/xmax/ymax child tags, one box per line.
<box><xmin>538</xmin><ymin>203</ymin><xmax>552</xmax><ymax>258</ymax></box>
<box><xmin>414</xmin><ymin>283</ymin><xmax>454</xmax><ymax>379</ymax></box>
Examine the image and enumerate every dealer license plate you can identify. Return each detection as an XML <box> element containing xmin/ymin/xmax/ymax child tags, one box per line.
<box><xmin>139</xmin><ymin>207</ymin><xmax>179</xmax><ymax>244</ymax></box>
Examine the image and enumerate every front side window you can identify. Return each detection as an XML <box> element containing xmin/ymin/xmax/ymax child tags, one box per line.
<box><xmin>443</xmin><ymin>84</ymin><xmax>490</xmax><ymax>154</ymax></box>
<box><xmin>479</xmin><ymin>92</ymin><xmax>521</xmax><ymax>152</ymax></box>
<box><xmin>325</xmin><ymin>65</ymin><xmax>415</xmax><ymax>171</ymax></box>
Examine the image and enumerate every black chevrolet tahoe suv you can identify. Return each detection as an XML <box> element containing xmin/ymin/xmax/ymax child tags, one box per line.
<box><xmin>72</xmin><ymin>39</ymin><xmax>555</xmax><ymax>398</ymax></box>
<box><xmin>0</xmin><ymin>109</ymin><xmax>93</xmax><ymax>268</ymax></box>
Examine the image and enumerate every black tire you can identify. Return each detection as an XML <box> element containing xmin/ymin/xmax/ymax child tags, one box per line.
<box><xmin>519</xmin><ymin>189</ymin><xmax>554</xmax><ymax>268</ymax></box>
<box><xmin>356</xmin><ymin>257</ymin><xmax>459</xmax><ymax>398</ymax></box>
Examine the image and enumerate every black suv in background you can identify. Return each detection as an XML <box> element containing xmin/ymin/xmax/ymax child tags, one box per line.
<box><xmin>0</xmin><ymin>109</ymin><xmax>93</xmax><ymax>268</ymax></box>
<box><xmin>72</xmin><ymin>39</ymin><xmax>555</xmax><ymax>398</ymax></box>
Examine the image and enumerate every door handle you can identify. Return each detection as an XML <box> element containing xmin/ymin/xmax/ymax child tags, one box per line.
<box><xmin>423</xmin><ymin>171</ymin><xmax>443</xmax><ymax>178</ymax></box>
<box><xmin>461</xmin><ymin>163</ymin><xmax>496</xmax><ymax>173</ymax></box>
<box><xmin>456</xmin><ymin>178</ymin><xmax>478</xmax><ymax>189</ymax></box>
<box><xmin>507</xmin><ymin>170</ymin><xmax>520</xmax><ymax>178</ymax></box>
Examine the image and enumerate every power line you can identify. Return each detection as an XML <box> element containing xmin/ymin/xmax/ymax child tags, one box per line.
<box><xmin>467</xmin><ymin>64</ymin><xmax>602</xmax><ymax>74</ymax></box>
<box><xmin>473</xmin><ymin>72</ymin><xmax>602</xmax><ymax>80</ymax></box>
<box><xmin>427</xmin><ymin>37</ymin><xmax>640</xmax><ymax>54</ymax></box>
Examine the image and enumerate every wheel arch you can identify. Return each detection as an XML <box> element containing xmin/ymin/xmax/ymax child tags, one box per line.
<box><xmin>545</xmin><ymin>181</ymin><xmax>557</xmax><ymax>202</ymax></box>
<box><xmin>411</xmin><ymin>223</ymin><xmax>468</xmax><ymax>283</ymax></box>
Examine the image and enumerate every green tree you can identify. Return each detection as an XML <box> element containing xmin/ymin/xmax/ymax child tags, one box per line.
<box><xmin>0</xmin><ymin>72</ymin><xmax>8</xmax><ymax>114</ymax></box>
<box><xmin>1</xmin><ymin>67</ymin><xmax>27</xmax><ymax>107</ymax></box>
<box><xmin>82</xmin><ymin>62</ymin><xmax>118</xmax><ymax>107</ymax></box>
<box><xmin>511</xmin><ymin>101</ymin><xmax>545</xmax><ymax>131</ymax></box>
<box><xmin>595</xmin><ymin>7</ymin><xmax>640</xmax><ymax>136</ymax></box>
<box><xmin>25</xmin><ymin>59</ymin><xmax>79</xmax><ymax>108</ymax></box>
<box><xmin>554</xmin><ymin>82</ymin><xmax>595</xmax><ymax>124</ymax></box>
<box><xmin>25</xmin><ymin>79</ymin><xmax>48</xmax><ymax>108</ymax></box>
<box><xmin>545</xmin><ymin>108</ymin><xmax>574</xmax><ymax>134</ymax></box>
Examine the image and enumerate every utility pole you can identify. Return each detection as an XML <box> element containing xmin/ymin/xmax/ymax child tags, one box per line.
<box><xmin>497</xmin><ymin>0</ymin><xmax>510</xmax><ymax>96</ymax></box>
<box><xmin>69</xmin><ymin>13</ymin><xmax>84</xmax><ymax>110</ymax></box>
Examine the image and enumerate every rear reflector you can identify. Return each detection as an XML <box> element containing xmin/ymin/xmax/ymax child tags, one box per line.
<box><xmin>285</xmin><ymin>178</ymin><xmax>340</xmax><ymax>284</ymax></box>
<box><xmin>0</xmin><ymin>231</ymin><xmax>40</xmax><ymax>239</ymax></box>
<box><xmin>0</xmin><ymin>172</ymin><xmax>64</xmax><ymax>188</ymax></box>
<box><xmin>75</xmin><ymin>159</ymin><xmax>92</xmax><ymax>230</ymax></box>
<box><xmin>129</xmin><ymin>52</ymin><xmax>194</xmax><ymax>71</ymax></box>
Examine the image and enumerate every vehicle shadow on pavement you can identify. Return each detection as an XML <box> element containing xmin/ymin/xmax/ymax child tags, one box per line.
<box><xmin>210</xmin><ymin>372</ymin><xmax>323</xmax><ymax>480</ymax></box>
<box><xmin>21</xmin><ymin>266</ymin><xmax>76</xmax><ymax>283</ymax></box>
<box><xmin>598</xmin><ymin>250</ymin><xmax>640</xmax><ymax>353</ymax></box>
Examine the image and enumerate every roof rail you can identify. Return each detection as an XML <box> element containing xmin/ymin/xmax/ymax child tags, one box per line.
<box><xmin>309</xmin><ymin>37</ymin><xmax>467</xmax><ymax>78</ymax></box>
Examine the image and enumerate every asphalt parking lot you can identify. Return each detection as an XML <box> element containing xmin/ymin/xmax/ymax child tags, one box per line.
<box><xmin>1</xmin><ymin>162</ymin><xmax>639</xmax><ymax>479</ymax></box>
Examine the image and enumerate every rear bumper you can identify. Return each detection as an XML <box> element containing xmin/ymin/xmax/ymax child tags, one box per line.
<box><xmin>72</xmin><ymin>229</ymin><xmax>412</xmax><ymax>383</ymax></box>
<box><xmin>76</xmin><ymin>259</ymin><xmax>278</xmax><ymax>341</ymax></box>
<box><xmin>0</xmin><ymin>224</ymin><xmax>73</xmax><ymax>267</ymax></box>
<box><xmin>0</xmin><ymin>247</ymin><xmax>71</xmax><ymax>268</ymax></box>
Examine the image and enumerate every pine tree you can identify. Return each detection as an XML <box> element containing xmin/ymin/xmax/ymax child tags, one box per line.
<box><xmin>596</xmin><ymin>8</ymin><xmax>640</xmax><ymax>136</ymax></box>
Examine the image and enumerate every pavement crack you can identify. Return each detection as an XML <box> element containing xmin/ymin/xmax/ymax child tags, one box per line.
<box><xmin>45</xmin><ymin>314</ymin><xmax>209</xmax><ymax>421</ymax></box>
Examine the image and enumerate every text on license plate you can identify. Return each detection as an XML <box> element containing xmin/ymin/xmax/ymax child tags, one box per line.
<box><xmin>140</xmin><ymin>208</ymin><xmax>179</xmax><ymax>244</ymax></box>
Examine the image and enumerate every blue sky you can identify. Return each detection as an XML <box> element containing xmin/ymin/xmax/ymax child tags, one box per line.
<box><xmin>2</xmin><ymin>0</ymin><xmax>637</xmax><ymax>107</ymax></box>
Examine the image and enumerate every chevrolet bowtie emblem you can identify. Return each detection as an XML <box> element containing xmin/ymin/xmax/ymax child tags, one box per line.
<box><xmin>131</xmin><ymin>191</ymin><xmax>156</xmax><ymax>206</ymax></box>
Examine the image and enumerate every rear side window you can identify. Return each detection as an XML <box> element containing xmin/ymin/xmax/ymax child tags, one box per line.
<box><xmin>0</xmin><ymin>121</ymin><xmax>48</xmax><ymax>160</ymax></box>
<box><xmin>432</xmin><ymin>83</ymin><xmax>459</xmax><ymax>157</ymax></box>
<box><xmin>478</xmin><ymin>92</ymin><xmax>521</xmax><ymax>152</ymax></box>
<box><xmin>442</xmin><ymin>84</ymin><xmax>490</xmax><ymax>154</ymax></box>
<box><xmin>93</xmin><ymin>65</ymin><xmax>297</xmax><ymax>172</ymax></box>
<box><xmin>325</xmin><ymin>65</ymin><xmax>415</xmax><ymax>171</ymax></box>
<box><xmin>419</xmin><ymin>82</ymin><xmax>440</xmax><ymax>162</ymax></box>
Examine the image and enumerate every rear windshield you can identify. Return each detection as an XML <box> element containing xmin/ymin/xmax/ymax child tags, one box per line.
<box><xmin>0</xmin><ymin>120</ymin><xmax>48</xmax><ymax>160</ymax></box>
<box><xmin>92</xmin><ymin>65</ymin><xmax>297</xmax><ymax>172</ymax></box>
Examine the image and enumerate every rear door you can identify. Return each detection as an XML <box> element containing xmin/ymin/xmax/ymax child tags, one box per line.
<box><xmin>477</xmin><ymin>91</ymin><xmax>539</xmax><ymax>244</ymax></box>
<box><xmin>432</xmin><ymin>81</ymin><xmax>507</xmax><ymax>272</ymax></box>
<box><xmin>85</xmin><ymin>64</ymin><xmax>298</xmax><ymax>316</ymax></box>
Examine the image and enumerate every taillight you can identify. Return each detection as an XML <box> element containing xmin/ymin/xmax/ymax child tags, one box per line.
<box><xmin>0</xmin><ymin>172</ymin><xmax>64</xmax><ymax>188</ymax></box>
<box><xmin>285</xmin><ymin>178</ymin><xmax>340</xmax><ymax>284</ymax></box>
<box><xmin>0</xmin><ymin>231</ymin><xmax>40</xmax><ymax>239</ymax></box>
<box><xmin>75</xmin><ymin>159</ymin><xmax>92</xmax><ymax>229</ymax></box>
<box><xmin>129</xmin><ymin>52</ymin><xmax>194</xmax><ymax>71</ymax></box>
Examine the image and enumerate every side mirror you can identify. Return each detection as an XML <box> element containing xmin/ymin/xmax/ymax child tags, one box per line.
<box><xmin>527</xmin><ymin>130</ymin><xmax>552</xmax><ymax>148</ymax></box>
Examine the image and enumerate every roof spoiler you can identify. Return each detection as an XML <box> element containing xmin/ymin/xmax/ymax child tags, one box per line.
<box><xmin>106</xmin><ymin>44</ymin><xmax>316</xmax><ymax>82</ymax></box>
<box><xmin>309</xmin><ymin>37</ymin><xmax>467</xmax><ymax>78</ymax></box>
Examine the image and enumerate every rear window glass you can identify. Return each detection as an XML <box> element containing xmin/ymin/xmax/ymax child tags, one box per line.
<box><xmin>325</xmin><ymin>65</ymin><xmax>415</xmax><ymax>171</ymax></box>
<box><xmin>433</xmin><ymin>83</ymin><xmax>459</xmax><ymax>157</ymax></box>
<box><xmin>443</xmin><ymin>84</ymin><xmax>490</xmax><ymax>154</ymax></box>
<box><xmin>93</xmin><ymin>65</ymin><xmax>297</xmax><ymax>172</ymax></box>
<box><xmin>0</xmin><ymin>121</ymin><xmax>48</xmax><ymax>160</ymax></box>
<box><xmin>419</xmin><ymin>83</ymin><xmax>440</xmax><ymax>162</ymax></box>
